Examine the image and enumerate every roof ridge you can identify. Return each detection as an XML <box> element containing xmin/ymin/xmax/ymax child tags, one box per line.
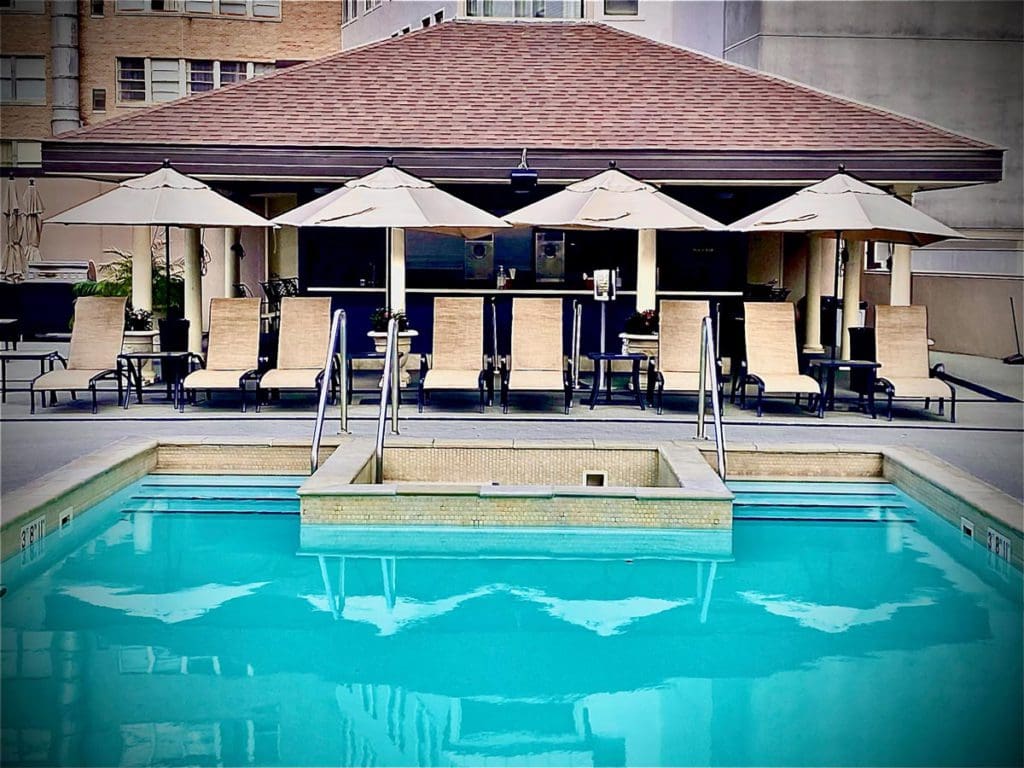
<box><xmin>593</xmin><ymin>22</ymin><xmax>997</xmax><ymax>151</ymax></box>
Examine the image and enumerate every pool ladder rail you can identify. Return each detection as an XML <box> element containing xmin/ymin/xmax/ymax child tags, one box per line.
<box><xmin>696</xmin><ymin>315</ymin><xmax>727</xmax><ymax>480</ymax></box>
<box><xmin>374</xmin><ymin>316</ymin><xmax>402</xmax><ymax>482</ymax></box>
<box><xmin>310</xmin><ymin>309</ymin><xmax>348</xmax><ymax>473</ymax></box>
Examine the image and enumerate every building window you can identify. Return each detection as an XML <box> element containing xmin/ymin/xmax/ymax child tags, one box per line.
<box><xmin>116</xmin><ymin>0</ymin><xmax>280</xmax><ymax>18</ymax></box>
<box><xmin>0</xmin><ymin>140</ymin><xmax>43</xmax><ymax>168</ymax></box>
<box><xmin>342</xmin><ymin>0</ymin><xmax>358</xmax><ymax>24</ymax></box>
<box><xmin>421</xmin><ymin>15</ymin><xmax>430</xmax><ymax>27</ymax></box>
<box><xmin>116</xmin><ymin>57</ymin><xmax>146</xmax><ymax>101</ymax></box>
<box><xmin>467</xmin><ymin>1</ymin><xmax>582</xmax><ymax>19</ymax></box>
<box><xmin>363</xmin><ymin>0</ymin><xmax>371</xmax><ymax>10</ymax></box>
<box><xmin>91</xmin><ymin>0</ymin><xmax>105</xmax><ymax>15</ymax></box>
<box><xmin>434</xmin><ymin>9</ymin><xmax>443</xmax><ymax>23</ymax></box>
<box><xmin>1</xmin><ymin>56</ymin><xmax>46</xmax><ymax>104</ymax></box>
<box><xmin>150</xmin><ymin>58</ymin><xmax>182</xmax><ymax>102</ymax></box>
<box><xmin>0</xmin><ymin>0</ymin><xmax>45</xmax><ymax>12</ymax></box>
<box><xmin>219</xmin><ymin>61</ymin><xmax>246</xmax><ymax>85</ymax></box>
<box><xmin>186</xmin><ymin>60</ymin><xmax>214</xmax><ymax>95</ymax></box>
<box><xmin>401</xmin><ymin>25</ymin><xmax>410</xmax><ymax>34</ymax></box>
<box><xmin>603</xmin><ymin>0</ymin><xmax>638</xmax><ymax>15</ymax></box>
<box><xmin>92</xmin><ymin>88</ymin><xmax>107</xmax><ymax>111</ymax></box>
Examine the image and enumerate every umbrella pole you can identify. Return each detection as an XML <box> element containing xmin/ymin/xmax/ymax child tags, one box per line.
<box><xmin>385</xmin><ymin>227</ymin><xmax>390</xmax><ymax>310</ymax></box>
<box><xmin>165</xmin><ymin>224</ymin><xmax>171</xmax><ymax>316</ymax></box>
<box><xmin>831</xmin><ymin>230</ymin><xmax>842</xmax><ymax>361</ymax></box>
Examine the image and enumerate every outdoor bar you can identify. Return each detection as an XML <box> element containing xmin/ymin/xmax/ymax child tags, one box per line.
<box><xmin>37</xmin><ymin>21</ymin><xmax>1002</xmax><ymax>367</ymax></box>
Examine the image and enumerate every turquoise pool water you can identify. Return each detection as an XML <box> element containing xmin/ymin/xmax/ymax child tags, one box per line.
<box><xmin>2</xmin><ymin>476</ymin><xmax>1021</xmax><ymax>767</ymax></box>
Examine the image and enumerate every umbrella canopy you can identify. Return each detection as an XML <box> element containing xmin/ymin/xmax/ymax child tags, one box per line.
<box><xmin>19</xmin><ymin>178</ymin><xmax>43</xmax><ymax>268</ymax></box>
<box><xmin>729</xmin><ymin>172</ymin><xmax>962</xmax><ymax>245</ymax></box>
<box><xmin>504</xmin><ymin>168</ymin><xmax>726</xmax><ymax>231</ymax></box>
<box><xmin>272</xmin><ymin>165</ymin><xmax>510</xmax><ymax>239</ymax></box>
<box><xmin>2</xmin><ymin>179</ymin><xmax>22</xmax><ymax>282</ymax></box>
<box><xmin>45</xmin><ymin>164</ymin><xmax>272</xmax><ymax>228</ymax></box>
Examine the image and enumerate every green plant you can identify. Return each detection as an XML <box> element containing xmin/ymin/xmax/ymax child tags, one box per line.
<box><xmin>370</xmin><ymin>307</ymin><xmax>409</xmax><ymax>332</ymax></box>
<box><xmin>623</xmin><ymin>309</ymin><xmax>659</xmax><ymax>334</ymax></box>
<box><xmin>125</xmin><ymin>307</ymin><xmax>153</xmax><ymax>331</ymax></box>
<box><xmin>73</xmin><ymin>251</ymin><xmax>184</xmax><ymax>317</ymax></box>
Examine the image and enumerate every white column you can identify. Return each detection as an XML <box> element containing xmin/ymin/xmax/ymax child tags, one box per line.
<box><xmin>890</xmin><ymin>244</ymin><xmax>912</xmax><ymax>305</ymax></box>
<box><xmin>131</xmin><ymin>226</ymin><xmax>152</xmax><ymax>312</ymax></box>
<box><xmin>388</xmin><ymin>227</ymin><xmax>406</xmax><ymax>313</ymax></box>
<box><xmin>803</xmin><ymin>236</ymin><xmax>825</xmax><ymax>353</ymax></box>
<box><xmin>636</xmin><ymin>228</ymin><xmax>657</xmax><ymax>311</ymax></box>
<box><xmin>184</xmin><ymin>228</ymin><xmax>204</xmax><ymax>354</ymax></box>
<box><xmin>223</xmin><ymin>227</ymin><xmax>240</xmax><ymax>298</ymax></box>
<box><xmin>840</xmin><ymin>238</ymin><xmax>864</xmax><ymax>359</ymax></box>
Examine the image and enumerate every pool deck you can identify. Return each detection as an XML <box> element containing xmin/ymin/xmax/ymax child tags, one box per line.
<box><xmin>1</xmin><ymin>345</ymin><xmax>1021</xmax><ymax>503</ymax></box>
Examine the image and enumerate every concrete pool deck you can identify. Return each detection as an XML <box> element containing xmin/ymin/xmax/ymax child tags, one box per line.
<box><xmin>1</xmin><ymin>347</ymin><xmax>1022</xmax><ymax>503</ymax></box>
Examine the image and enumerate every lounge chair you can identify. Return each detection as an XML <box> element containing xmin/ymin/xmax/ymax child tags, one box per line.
<box><xmin>500</xmin><ymin>297</ymin><xmax>573</xmax><ymax>414</ymax></box>
<box><xmin>182</xmin><ymin>298</ymin><xmax>261</xmax><ymax>412</ymax></box>
<box><xmin>418</xmin><ymin>297</ymin><xmax>492</xmax><ymax>412</ymax></box>
<box><xmin>875</xmin><ymin>304</ymin><xmax>955</xmax><ymax>422</ymax></box>
<box><xmin>256</xmin><ymin>297</ymin><xmax>333</xmax><ymax>410</ymax></box>
<box><xmin>647</xmin><ymin>300</ymin><xmax>719</xmax><ymax>414</ymax></box>
<box><xmin>30</xmin><ymin>296</ymin><xmax>126</xmax><ymax>414</ymax></box>
<box><xmin>738</xmin><ymin>302</ymin><xmax>819</xmax><ymax>416</ymax></box>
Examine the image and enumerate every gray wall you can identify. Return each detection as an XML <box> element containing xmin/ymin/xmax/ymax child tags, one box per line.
<box><xmin>722</xmin><ymin>1</ymin><xmax>1024</xmax><ymax>235</ymax></box>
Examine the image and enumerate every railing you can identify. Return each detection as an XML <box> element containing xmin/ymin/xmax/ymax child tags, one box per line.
<box><xmin>374</xmin><ymin>316</ymin><xmax>401</xmax><ymax>482</ymax></box>
<box><xmin>571</xmin><ymin>299</ymin><xmax>583</xmax><ymax>390</ymax></box>
<box><xmin>310</xmin><ymin>309</ymin><xmax>348</xmax><ymax>473</ymax></box>
<box><xmin>696</xmin><ymin>315</ymin><xmax>727</xmax><ymax>480</ymax></box>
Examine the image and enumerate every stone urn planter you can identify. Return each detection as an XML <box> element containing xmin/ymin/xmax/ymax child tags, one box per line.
<box><xmin>123</xmin><ymin>329</ymin><xmax>160</xmax><ymax>384</ymax></box>
<box><xmin>368</xmin><ymin>329</ymin><xmax>419</xmax><ymax>386</ymax></box>
<box><xmin>619</xmin><ymin>332</ymin><xmax>658</xmax><ymax>389</ymax></box>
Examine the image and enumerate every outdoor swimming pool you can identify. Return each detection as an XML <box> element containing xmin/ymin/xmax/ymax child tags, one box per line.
<box><xmin>2</xmin><ymin>475</ymin><xmax>1021</xmax><ymax>766</ymax></box>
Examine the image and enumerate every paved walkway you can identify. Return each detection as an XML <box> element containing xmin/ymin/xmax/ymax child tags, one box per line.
<box><xmin>2</xmin><ymin>344</ymin><xmax>1021</xmax><ymax>500</ymax></box>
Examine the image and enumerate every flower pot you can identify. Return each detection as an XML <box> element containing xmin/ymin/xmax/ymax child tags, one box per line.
<box><xmin>123</xmin><ymin>329</ymin><xmax>160</xmax><ymax>384</ymax></box>
<box><xmin>368</xmin><ymin>329</ymin><xmax>419</xmax><ymax>386</ymax></box>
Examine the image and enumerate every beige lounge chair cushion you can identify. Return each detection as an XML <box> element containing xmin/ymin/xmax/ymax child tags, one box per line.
<box><xmin>658</xmin><ymin>300</ymin><xmax>708</xmax><ymax>374</ymax></box>
<box><xmin>277</xmin><ymin>297</ymin><xmax>332</xmax><ymax>370</ymax></box>
<box><xmin>879</xmin><ymin>376</ymin><xmax>952</xmax><ymax>400</ymax></box>
<box><xmin>744</xmin><ymin>302</ymin><xmax>803</xmax><ymax>377</ymax></box>
<box><xmin>511</xmin><ymin>298</ymin><xmax>563</xmax><ymax>372</ymax></box>
<box><xmin>205</xmin><ymin>298</ymin><xmax>260</xmax><ymax>371</ymax></box>
<box><xmin>68</xmin><ymin>296</ymin><xmax>127</xmax><ymax>371</ymax></box>
<box><xmin>433</xmin><ymin>297</ymin><xmax>483</xmax><ymax>371</ymax></box>
<box><xmin>755</xmin><ymin>373</ymin><xmax>820</xmax><ymax>395</ymax></box>
<box><xmin>184</xmin><ymin>369</ymin><xmax>252</xmax><ymax>390</ymax></box>
<box><xmin>259</xmin><ymin>368</ymin><xmax>322</xmax><ymax>391</ymax></box>
<box><xmin>659</xmin><ymin>370</ymin><xmax>714</xmax><ymax>393</ymax></box>
<box><xmin>875</xmin><ymin>305</ymin><xmax>932</xmax><ymax>379</ymax></box>
<box><xmin>423</xmin><ymin>368</ymin><xmax>482</xmax><ymax>391</ymax></box>
<box><xmin>507</xmin><ymin>370</ymin><xmax>565</xmax><ymax>391</ymax></box>
<box><xmin>33</xmin><ymin>369</ymin><xmax>112</xmax><ymax>392</ymax></box>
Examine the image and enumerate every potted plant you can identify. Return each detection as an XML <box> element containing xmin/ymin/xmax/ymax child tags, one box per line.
<box><xmin>367</xmin><ymin>307</ymin><xmax>418</xmax><ymax>385</ymax></box>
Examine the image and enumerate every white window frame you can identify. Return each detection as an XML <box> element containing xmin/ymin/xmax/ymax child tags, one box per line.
<box><xmin>118</xmin><ymin>56</ymin><xmax>272</xmax><ymax>103</ymax></box>
<box><xmin>0</xmin><ymin>140</ymin><xmax>43</xmax><ymax>168</ymax></box>
<box><xmin>115</xmin><ymin>0</ymin><xmax>280</xmax><ymax>19</ymax></box>
<box><xmin>465</xmin><ymin>0</ymin><xmax>583</xmax><ymax>19</ymax></box>
<box><xmin>341</xmin><ymin>0</ymin><xmax>358</xmax><ymax>25</ymax></box>
<box><xmin>1</xmin><ymin>55</ymin><xmax>46</xmax><ymax>105</ymax></box>
<box><xmin>600</xmin><ymin>0</ymin><xmax>640</xmax><ymax>18</ymax></box>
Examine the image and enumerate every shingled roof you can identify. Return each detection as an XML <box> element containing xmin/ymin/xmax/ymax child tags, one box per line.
<box><xmin>61</xmin><ymin>19</ymin><xmax>990</xmax><ymax>152</ymax></box>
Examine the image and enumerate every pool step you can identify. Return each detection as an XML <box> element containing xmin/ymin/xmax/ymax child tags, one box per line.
<box><xmin>728</xmin><ymin>481</ymin><xmax>916</xmax><ymax>523</ymax></box>
<box><xmin>126</xmin><ymin>475</ymin><xmax>302</xmax><ymax>515</ymax></box>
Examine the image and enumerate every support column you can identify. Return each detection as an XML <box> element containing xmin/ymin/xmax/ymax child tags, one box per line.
<box><xmin>890</xmin><ymin>244</ymin><xmax>912</xmax><ymax>305</ymax></box>
<box><xmin>840</xmin><ymin>239</ymin><xmax>864</xmax><ymax>359</ymax></box>
<box><xmin>131</xmin><ymin>226</ymin><xmax>152</xmax><ymax>312</ymax></box>
<box><xmin>184</xmin><ymin>229</ymin><xmax>203</xmax><ymax>354</ymax></box>
<box><xmin>388</xmin><ymin>227</ymin><xmax>406</xmax><ymax>313</ymax></box>
<box><xmin>223</xmin><ymin>227</ymin><xmax>240</xmax><ymax>299</ymax></box>
<box><xmin>636</xmin><ymin>228</ymin><xmax>657</xmax><ymax>311</ymax></box>
<box><xmin>803</xmin><ymin>236</ymin><xmax>825</xmax><ymax>353</ymax></box>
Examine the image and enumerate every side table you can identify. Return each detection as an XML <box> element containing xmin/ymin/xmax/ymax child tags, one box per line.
<box><xmin>585</xmin><ymin>352</ymin><xmax>646</xmax><ymax>410</ymax></box>
<box><xmin>118</xmin><ymin>351</ymin><xmax>197</xmax><ymax>410</ymax></box>
<box><xmin>808</xmin><ymin>358</ymin><xmax>880</xmax><ymax>418</ymax></box>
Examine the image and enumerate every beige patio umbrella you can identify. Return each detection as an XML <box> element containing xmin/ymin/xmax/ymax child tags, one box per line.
<box><xmin>19</xmin><ymin>178</ymin><xmax>43</xmax><ymax>269</ymax></box>
<box><xmin>47</xmin><ymin>161</ymin><xmax>273</xmax><ymax>315</ymax></box>
<box><xmin>2</xmin><ymin>177</ymin><xmax>22</xmax><ymax>282</ymax></box>
<box><xmin>730</xmin><ymin>169</ymin><xmax>962</xmax><ymax>356</ymax></box>
<box><xmin>273</xmin><ymin>161</ymin><xmax>510</xmax><ymax>311</ymax></box>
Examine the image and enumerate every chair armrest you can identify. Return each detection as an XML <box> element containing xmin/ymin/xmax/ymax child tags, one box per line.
<box><xmin>930</xmin><ymin>362</ymin><xmax>945</xmax><ymax>377</ymax></box>
<box><xmin>419</xmin><ymin>354</ymin><xmax>429</xmax><ymax>377</ymax></box>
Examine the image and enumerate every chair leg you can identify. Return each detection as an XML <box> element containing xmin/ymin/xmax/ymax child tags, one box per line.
<box><xmin>924</xmin><ymin>397</ymin><xmax>931</xmax><ymax>410</ymax></box>
<box><xmin>937</xmin><ymin>397</ymin><xmax>944</xmax><ymax>416</ymax></box>
<box><xmin>887</xmin><ymin>391</ymin><xmax>894</xmax><ymax>421</ymax></box>
<box><xmin>479</xmin><ymin>383</ymin><xmax>486</xmax><ymax>413</ymax></box>
<box><xmin>91</xmin><ymin>385</ymin><xmax>98</xmax><ymax>415</ymax></box>
<box><xmin>756</xmin><ymin>385</ymin><xmax>764</xmax><ymax>417</ymax></box>
<box><xmin>740</xmin><ymin>379</ymin><xmax>747</xmax><ymax>410</ymax></box>
<box><xmin>656</xmin><ymin>381</ymin><xmax>664</xmax><ymax>415</ymax></box>
<box><xmin>950</xmin><ymin>388</ymin><xmax>956</xmax><ymax>423</ymax></box>
<box><xmin>417</xmin><ymin>383</ymin><xmax>425</xmax><ymax>413</ymax></box>
<box><xmin>240</xmin><ymin>386</ymin><xmax>247</xmax><ymax>413</ymax></box>
<box><xmin>30</xmin><ymin>387</ymin><xmax>36</xmax><ymax>414</ymax></box>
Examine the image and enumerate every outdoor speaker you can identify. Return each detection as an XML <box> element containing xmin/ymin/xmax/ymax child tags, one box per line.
<box><xmin>510</xmin><ymin>167</ymin><xmax>538</xmax><ymax>193</ymax></box>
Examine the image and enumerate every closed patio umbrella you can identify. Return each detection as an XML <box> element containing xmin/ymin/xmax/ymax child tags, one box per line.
<box><xmin>2</xmin><ymin>177</ymin><xmax>22</xmax><ymax>282</ymax></box>
<box><xmin>19</xmin><ymin>178</ymin><xmax>43</xmax><ymax>269</ymax></box>
<box><xmin>272</xmin><ymin>161</ymin><xmax>510</xmax><ymax>311</ymax></box>
<box><xmin>46</xmin><ymin>160</ymin><xmax>273</xmax><ymax>315</ymax></box>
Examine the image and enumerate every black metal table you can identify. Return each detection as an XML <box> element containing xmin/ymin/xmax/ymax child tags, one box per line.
<box><xmin>586</xmin><ymin>352</ymin><xmax>646</xmax><ymax>410</ymax></box>
<box><xmin>809</xmin><ymin>358</ymin><xmax>880</xmax><ymax>418</ymax></box>
<box><xmin>118</xmin><ymin>351</ymin><xmax>196</xmax><ymax>410</ymax></box>
<box><xmin>1</xmin><ymin>350</ymin><xmax>65</xmax><ymax>403</ymax></box>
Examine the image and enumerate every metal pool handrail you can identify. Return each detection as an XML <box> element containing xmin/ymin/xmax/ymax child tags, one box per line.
<box><xmin>374</xmin><ymin>316</ymin><xmax>400</xmax><ymax>482</ymax></box>
<box><xmin>571</xmin><ymin>299</ymin><xmax>583</xmax><ymax>390</ymax></box>
<box><xmin>696</xmin><ymin>314</ymin><xmax>727</xmax><ymax>479</ymax></box>
<box><xmin>310</xmin><ymin>309</ymin><xmax>348</xmax><ymax>473</ymax></box>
